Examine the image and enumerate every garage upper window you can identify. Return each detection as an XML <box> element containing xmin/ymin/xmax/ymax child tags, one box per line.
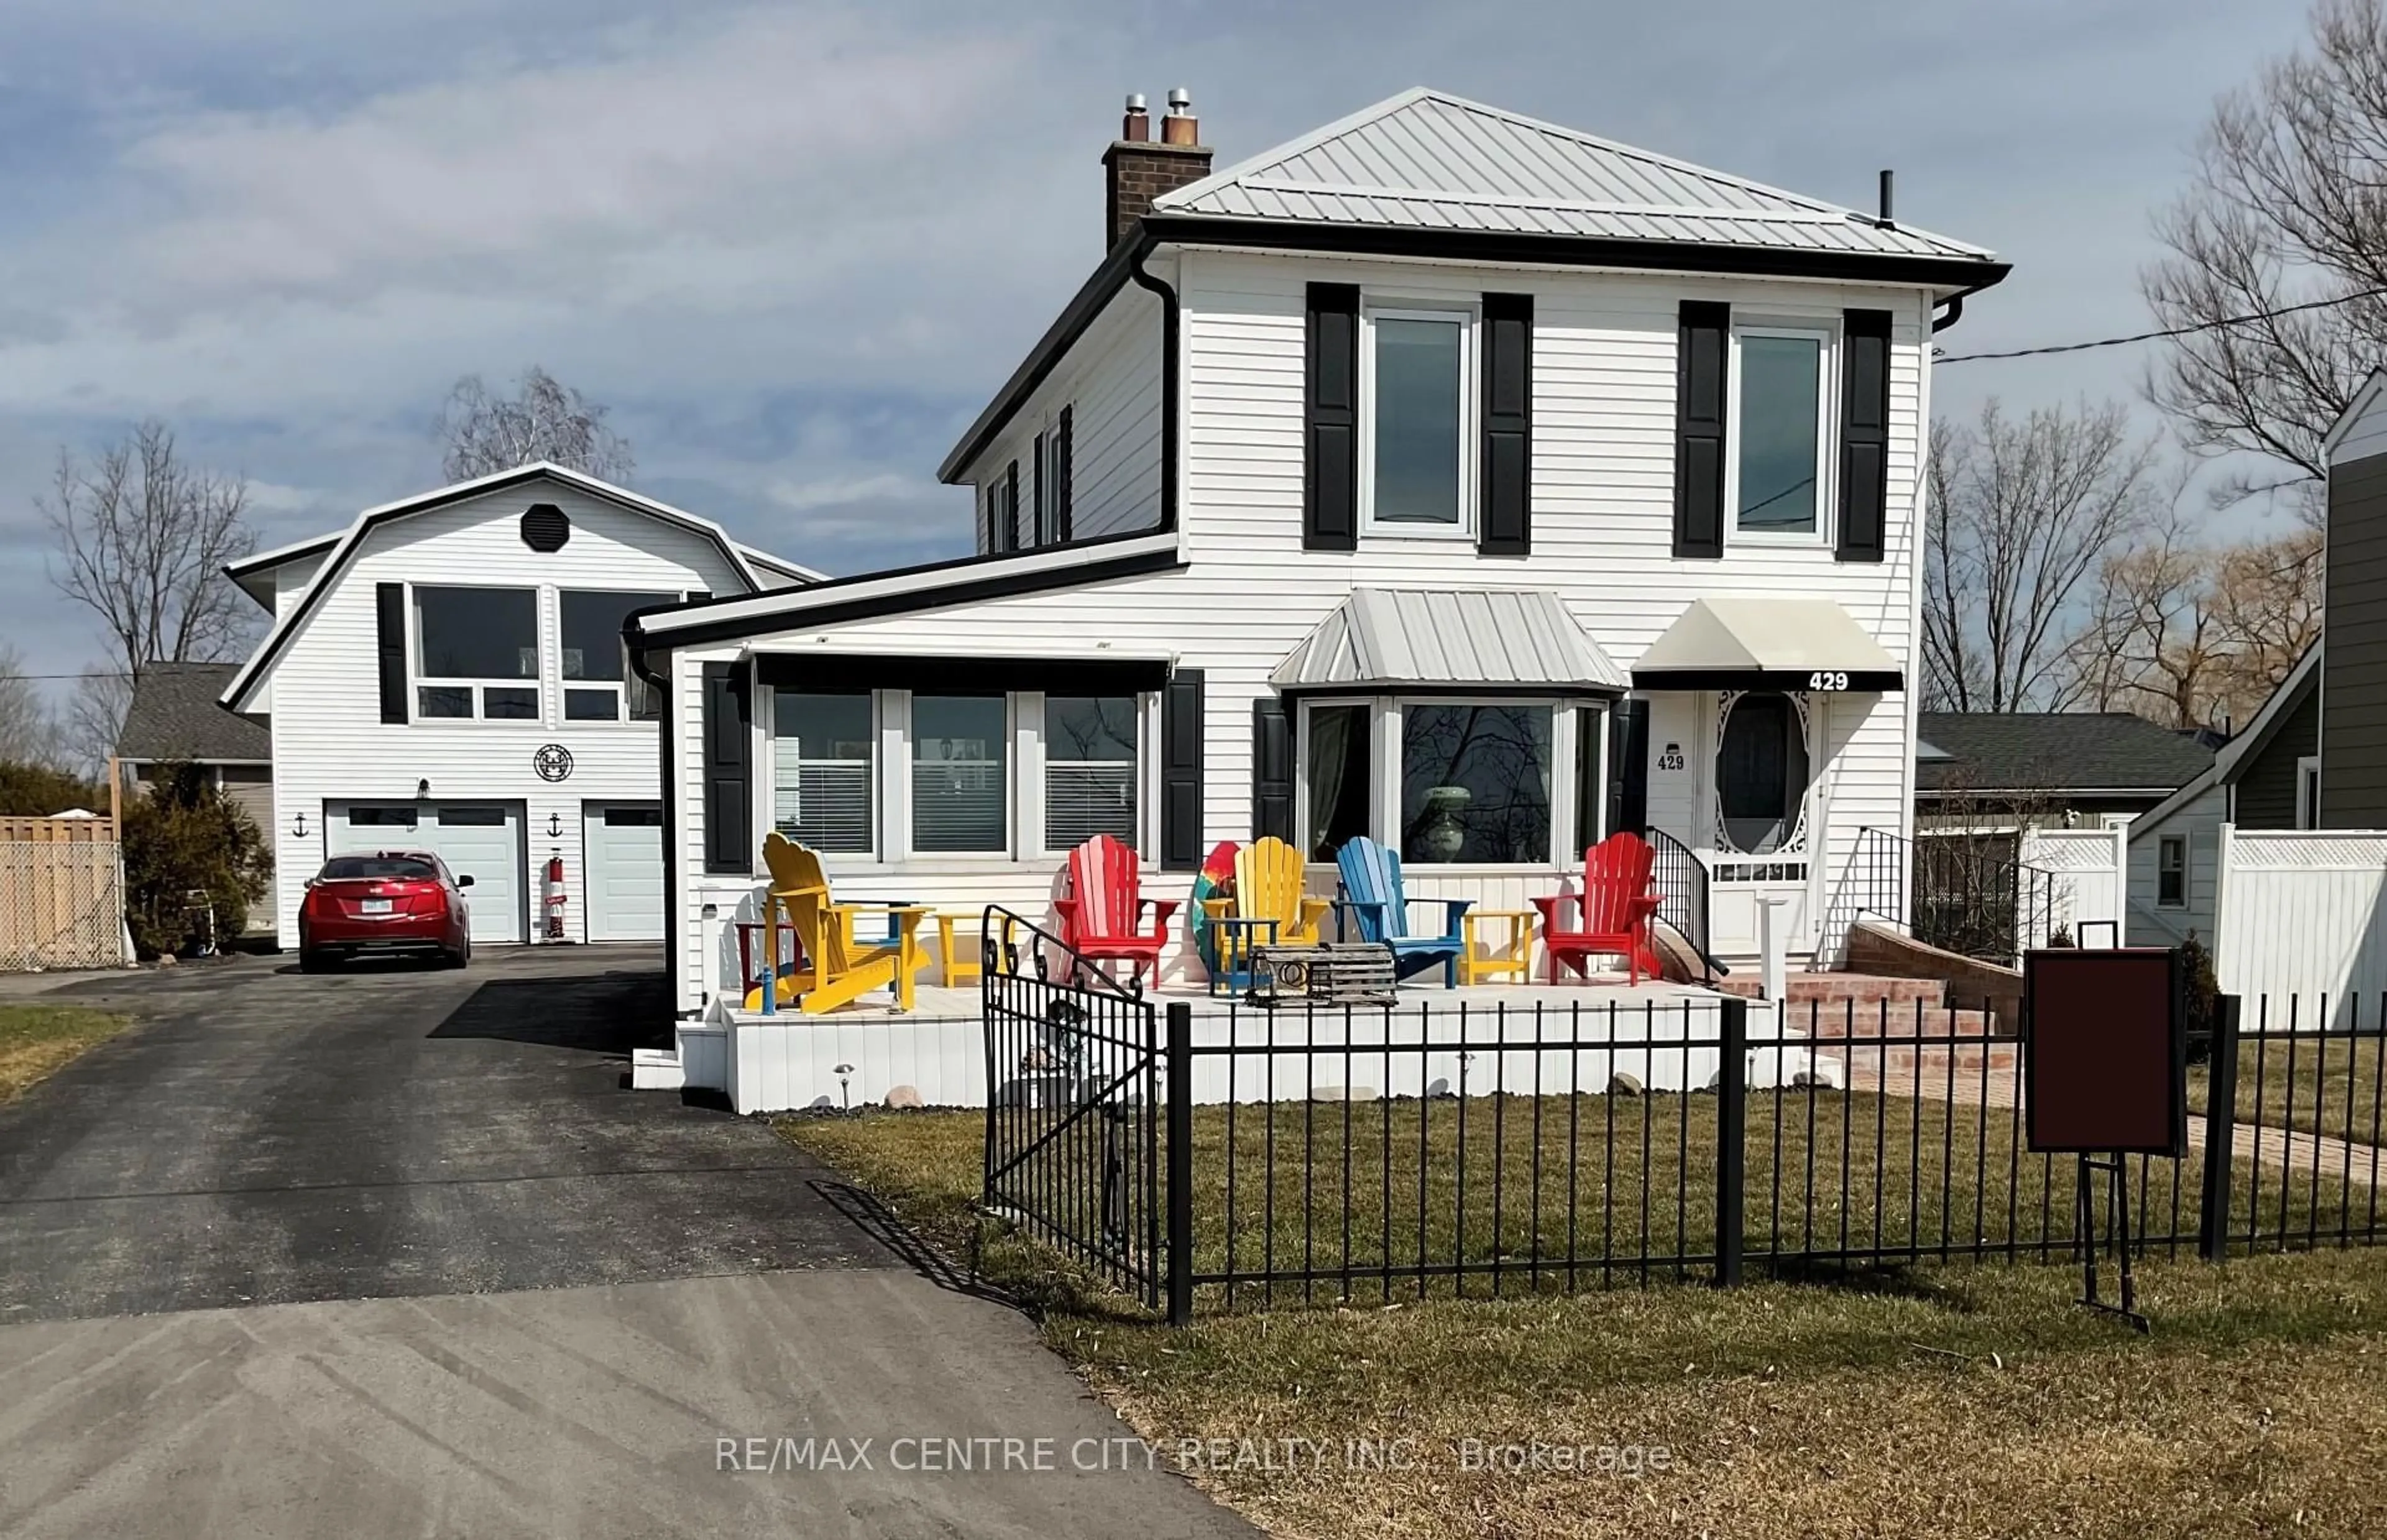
<box><xmin>415</xmin><ymin>586</ymin><xmax>538</xmax><ymax>720</ymax></box>
<box><xmin>561</xmin><ymin>590</ymin><xmax>674</xmax><ymax>722</ymax></box>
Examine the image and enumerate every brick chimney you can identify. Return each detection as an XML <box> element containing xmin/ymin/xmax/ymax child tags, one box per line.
<box><xmin>1103</xmin><ymin>88</ymin><xmax>1212</xmax><ymax>252</ymax></box>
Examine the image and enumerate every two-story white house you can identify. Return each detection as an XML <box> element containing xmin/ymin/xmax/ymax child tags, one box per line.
<box><xmin>221</xmin><ymin>463</ymin><xmax>815</xmax><ymax>951</ymax></box>
<box><xmin>627</xmin><ymin>88</ymin><xmax>2009</xmax><ymax>1022</ymax></box>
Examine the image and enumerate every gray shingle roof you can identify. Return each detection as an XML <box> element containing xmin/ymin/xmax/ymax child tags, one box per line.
<box><xmin>116</xmin><ymin>662</ymin><xmax>270</xmax><ymax>763</ymax></box>
<box><xmin>1915</xmin><ymin>712</ymin><xmax>2212</xmax><ymax>796</ymax></box>
<box><xmin>1156</xmin><ymin>89</ymin><xmax>1996</xmax><ymax>262</ymax></box>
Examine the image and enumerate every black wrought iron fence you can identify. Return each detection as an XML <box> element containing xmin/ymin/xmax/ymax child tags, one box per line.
<box><xmin>978</xmin><ymin>905</ymin><xmax>1166</xmax><ymax>1309</ymax></box>
<box><xmin>980</xmin><ymin>984</ymin><xmax>2385</xmax><ymax>1324</ymax></box>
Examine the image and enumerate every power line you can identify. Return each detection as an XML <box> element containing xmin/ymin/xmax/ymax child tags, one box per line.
<box><xmin>0</xmin><ymin>671</ymin><xmax>134</xmax><ymax>682</ymax></box>
<box><xmin>1936</xmin><ymin>285</ymin><xmax>2387</xmax><ymax>364</ymax></box>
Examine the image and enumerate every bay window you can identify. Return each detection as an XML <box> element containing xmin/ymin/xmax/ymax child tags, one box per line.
<box><xmin>415</xmin><ymin>585</ymin><xmax>538</xmax><ymax>720</ymax></box>
<box><xmin>1304</xmin><ymin>702</ymin><xmax>1374</xmax><ymax>861</ymax></box>
<box><xmin>1364</xmin><ymin>306</ymin><xmax>1474</xmax><ymax>534</ymax></box>
<box><xmin>1299</xmin><ymin>697</ymin><xmax>1566</xmax><ymax>866</ymax></box>
<box><xmin>773</xmin><ymin>691</ymin><xmax>873</xmax><ymax>853</ymax></box>
<box><xmin>913</xmin><ymin>695</ymin><xmax>1008</xmax><ymax>853</ymax></box>
<box><xmin>1043</xmin><ymin>695</ymin><xmax>1136</xmax><ymax>850</ymax></box>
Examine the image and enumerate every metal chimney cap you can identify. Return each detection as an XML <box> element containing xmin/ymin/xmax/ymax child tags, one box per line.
<box><xmin>1125</xmin><ymin>93</ymin><xmax>1147</xmax><ymax>112</ymax></box>
<box><xmin>1166</xmin><ymin>87</ymin><xmax>1192</xmax><ymax>112</ymax></box>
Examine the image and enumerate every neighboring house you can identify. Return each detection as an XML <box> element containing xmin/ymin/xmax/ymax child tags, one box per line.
<box><xmin>116</xmin><ymin>661</ymin><xmax>275</xmax><ymax>832</ymax></box>
<box><xmin>1915</xmin><ymin>712</ymin><xmax>2215</xmax><ymax>832</ymax></box>
<box><xmin>219</xmin><ymin>463</ymin><xmax>817</xmax><ymax>951</ymax></box>
<box><xmin>625</xmin><ymin>87</ymin><xmax>2010</xmax><ymax>1019</ymax></box>
<box><xmin>2319</xmin><ymin>367</ymin><xmax>2387</xmax><ymax>827</ymax></box>
<box><xmin>2123</xmin><ymin>649</ymin><xmax>2319</xmax><ymax>946</ymax></box>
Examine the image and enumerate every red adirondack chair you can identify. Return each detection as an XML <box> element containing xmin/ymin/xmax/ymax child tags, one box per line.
<box><xmin>1052</xmin><ymin>833</ymin><xmax>1180</xmax><ymax>992</ymax></box>
<box><xmin>1532</xmin><ymin>833</ymin><xmax>1665</xmax><ymax>985</ymax></box>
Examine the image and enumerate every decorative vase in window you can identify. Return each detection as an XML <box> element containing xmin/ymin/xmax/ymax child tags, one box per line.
<box><xmin>1419</xmin><ymin>786</ymin><xmax>1471</xmax><ymax>862</ymax></box>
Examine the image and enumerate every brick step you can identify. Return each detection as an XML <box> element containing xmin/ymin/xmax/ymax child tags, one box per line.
<box><xmin>1716</xmin><ymin>972</ymin><xmax>1946</xmax><ymax>1006</ymax></box>
<box><xmin>1829</xmin><ymin>1043</ymin><xmax>2022</xmax><ymax>1077</ymax></box>
<box><xmin>1794</xmin><ymin>1006</ymin><xmax>1998</xmax><ymax>1039</ymax></box>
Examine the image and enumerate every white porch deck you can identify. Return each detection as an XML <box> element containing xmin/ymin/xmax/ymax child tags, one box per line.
<box><xmin>638</xmin><ymin>973</ymin><xmax>1833</xmax><ymax>1116</ymax></box>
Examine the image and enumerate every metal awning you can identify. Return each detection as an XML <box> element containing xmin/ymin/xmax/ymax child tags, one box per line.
<box><xmin>1272</xmin><ymin>588</ymin><xmax>1627</xmax><ymax>693</ymax></box>
<box><xmin>1631</xmin><ymin>597</ymin><xmax>1903</xmax><ymax>692</ymax></box>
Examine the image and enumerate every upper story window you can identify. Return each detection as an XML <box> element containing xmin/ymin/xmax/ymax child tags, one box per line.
<box><xmin>415</xmin><ymin>585</ymin><xmax>537</xmax><ymax>720</ymax></box>
<box><xmin>985</xmin><ymin>462</ymin><xmax>1019</xmax><ymax>554</ymax></box>
<box><xmin>1732</xmin><ymin>323</ymin><xmax>1832</xmax><ymax>540</ymax></box>
<box><xmin>1364</xmin><ymin>305</ymin><xmax>1475</xmax><ymax>536</ymax></box>
<box><xmin>560</xmin><ymin>590</ymin><xmax>673</xmax><ymax>722</ymax></box>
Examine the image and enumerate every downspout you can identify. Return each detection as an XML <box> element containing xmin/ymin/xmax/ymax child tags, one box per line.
<box><xmin>1931</xmin><ymin>282</ymin><xmax>1987</xmax><ymax>334</ymax></box>
<box><xmin>1125</xmin><ymin>232</ymin><xmax>1180</xmax><ymax>534</ymax></box>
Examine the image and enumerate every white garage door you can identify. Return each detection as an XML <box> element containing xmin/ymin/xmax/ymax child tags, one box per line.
<box><xmin>326</xmin><ymin>802</ymin><xmax>526</xmax><ymax>945</ymax></box>
<box><xmin>583</xmin><ymin>803</ymin><xmax>664</xmax><ymax>942</ymax></box>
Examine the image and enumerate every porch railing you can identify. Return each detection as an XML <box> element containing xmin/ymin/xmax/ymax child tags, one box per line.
<box><xmin>1637</xmin><ymin>825</ymin><xmax>1720</xmax><ymax>984</ymax></box>
<box><xmin>1816</xmin><ymin>827</ymin><xmax>2066</xmax><ymax>969</ymax></box>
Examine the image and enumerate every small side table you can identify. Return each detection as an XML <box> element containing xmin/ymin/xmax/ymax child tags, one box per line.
<box><xmin>932</xmin><ymin>912</ymin><xmax>983</xmax><ymax>988</ymax></box>
<box><xmin>1461</xmin><ymin>909</ymin><xmax>1537</xmax><ymax>986</ymax></box>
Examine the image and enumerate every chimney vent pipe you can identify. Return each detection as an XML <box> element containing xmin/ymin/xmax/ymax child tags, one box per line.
<box><xmin>1877</xmin><ymin>168</ymin><xmax>1896</xmax><ymax>229</ymax></box>
<box><xmin>1121</xmin><ymin>93</ymin><xmax>1149</xmax><ymax>142</ymax></box>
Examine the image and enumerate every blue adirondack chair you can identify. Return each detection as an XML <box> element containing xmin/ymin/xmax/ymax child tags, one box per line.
<box><xmin>1333</xmin><ymin>836</ymin><xmax>1471</xmax><ymax>988</ymax></box>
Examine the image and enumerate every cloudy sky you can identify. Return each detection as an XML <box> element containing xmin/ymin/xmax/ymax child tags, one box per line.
<box><xmin>0</xmin><ymin>0</ymin><xmax>2319</xmax><ymax>697</ymax></box>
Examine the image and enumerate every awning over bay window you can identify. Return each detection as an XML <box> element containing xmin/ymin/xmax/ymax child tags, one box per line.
<box><xmin>1630</xmin><ymin>597</ymin><xmax>1903</xmax><ymax>693</ymax></box>
<box><xmin>1271</xmin><ymin>588</ymin><xmax>1627</xmax><ymax>694</ymax></box>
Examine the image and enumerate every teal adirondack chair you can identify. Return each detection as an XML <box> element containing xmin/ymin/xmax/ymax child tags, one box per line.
<box><xmin>1333</xmin><ymin>836</ymin><xmax>1471</xmax><ymax>988</ymax></box>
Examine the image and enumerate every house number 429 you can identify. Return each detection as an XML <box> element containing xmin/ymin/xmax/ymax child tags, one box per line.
<box><xmin>1806</xmin><ymin>671</ymin><xmax>1851</xmax><ymax>692</ymax></box>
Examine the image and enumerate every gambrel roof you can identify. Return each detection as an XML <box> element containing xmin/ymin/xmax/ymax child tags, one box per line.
<box><xmin>1154</xmin><ymin>88</ymin><xmax>1994</xmax><ymax>263</ymax></box>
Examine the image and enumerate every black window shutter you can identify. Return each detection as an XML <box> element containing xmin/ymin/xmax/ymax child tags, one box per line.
<box><xmin>1161</xmin><ymin>669</ymin><xmax>1205</xmax><ymax>870</ymax></box>
<box><xmin>1674</xmin><ymin>301</ymin><xmax>1728</xmax><ymax>559</ymax></box>
<box><xmin>1304</xmin><ymin>283</ymin><xmax>1360</xmax><ymax>551</ymax></box>
<box><xmin>1837</xmin><ymin>308</ymin><xmax>1893</xmax><ymax>562</ymax></box>
<box><xmin>1005</xmin><ymin>459</ymin><xmax>1020</xmax><ymax>552</ymax></box>
<box><xmin>1252</xmin><ymin>697</ymin><xmax>1295</xmax><ymax>844</ymax></box>
<box><xmin>1480</xmin><ymin>291</ymin><xmax>1534</xmax><ymax>556</ymax></box>
<box><xmin>701</xmin><ymin>661</ymin><xmax>752</xmax><ymax>874</ymax></box>
<box><xmin>1606</xmin><ymin>698</ymin><xmax>1650</xmax><ymax>842</ymax></box>
<box><xmin>375</xmin><ymin>582</ymin><xmax>408</xmax><ymax>724</ymax></box>
<box><xmin>686</xmin><ymin>590</ymin><xmax>710</xmax><ymax>603</ymax></box>
<box><xmin>1032</xmin><ymin>432</ymin><xmax>1047</xmax><ymax>546</ymax></box>
<box><xmin>1054</xmin><ymin>406</ymin><xmax>1074</xmax><ymax>543</ymax></box>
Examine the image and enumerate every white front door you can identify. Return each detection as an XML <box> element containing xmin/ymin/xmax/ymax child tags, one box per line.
<box><xmin>582</xmin><ymin>802</ymin><xmax>665</xmax><ymax>942</ymax></box>
<box><xmin>325</xmin><ymin>800</ymin><xmax>527</xmax><ymax>944</ymax></box>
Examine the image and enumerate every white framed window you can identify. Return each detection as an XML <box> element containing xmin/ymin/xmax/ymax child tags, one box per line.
<box><xmin>2297</xmin><ymin>755</ymin><xmax>2322</xmax><ymax>830</ymax></box>
<box><xmin>985</xmin><ymin>464</ymin><xmax>1019</xmax><ymax>554</ymax></box>
<box><xmin>413</xmin><ymin>584</ymin><xmax>538</xmax><ymax>720</ymax></box>
<box><xmin>1729</xmin><ymin>320</ymin><xmax>1836</xmax><ymax>544</ymax></box>
<box><xmin>1360</xmin><ymin>303</ymin><xmax>1477</xmax><ymax>538</ymax></box>
<box><xmin>2157</xmin><ymin>835</ymin><xmax>2187</xmax><ymax>909</ymax></box>
<box><xmin>1042</xmin><ymin>694</ymin><xmax>1138</xmax><ymax>851</ymax></box>
<box><xmin>772</xmin><ymin>690</ymin><xmax>875</xmax><ymax>855</ymax></box>
<box><xmin>1295</xmin><ymin>696</ymin><xmax>1563</xmax><ymax>867</ymax></box>
<box><xmin>559</xmin><ymin>589</ymin><xmax>674</xmax><ymax>722</ymax></box>
<box><xmin>1031</xmin><ymin>420</ymin><xmax>1070</xmax><ymax>548</ymax></box>
<box><xmin>912</xmin><ymin>694</ymin><xmax>1010</xmax><ymax>853</ymax></box>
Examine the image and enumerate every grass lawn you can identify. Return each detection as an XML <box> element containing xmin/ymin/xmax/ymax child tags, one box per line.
<box><xmin>0</xmin><ymin>1004</ymin><xmax>130</xmax><ymax>1099</ymax></box>
<box><xmin>2194</xmin><ymin>1035</ymin><xmax>2386</xmax><ymax>1150</ymax></box>
<box><xmin>788</xmin><ymin>1106</ymin><xmax>2387</xmax><ymax>1539</ymax></box>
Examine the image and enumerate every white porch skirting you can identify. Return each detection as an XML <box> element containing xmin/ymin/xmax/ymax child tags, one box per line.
<box><xmin>646</xmin><ymin>986</ymin><xmax>1836</xmax><ymax>1117</ymax></box>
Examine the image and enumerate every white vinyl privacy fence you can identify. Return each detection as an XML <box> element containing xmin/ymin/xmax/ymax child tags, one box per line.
<box><xmin>2019</xmin><ymin>826</ymin><xmax>2128</xmax><ymax>945</ymax></box>
<box><xmin>2214</xmin><ymin>826</ymin><xmax>2387</xmax><ymax>1029</ymax></box>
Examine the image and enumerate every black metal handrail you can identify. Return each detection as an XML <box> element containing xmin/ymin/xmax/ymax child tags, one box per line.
<box><xmin>1818</xmin><ymin>826</ymin><xmax>2067</xmax><ymax>969</ymax></box>
<box><xmin>1639</xmin><ymin>825</ymin><xmax>1721</xmax><ymax>984</ymax></box>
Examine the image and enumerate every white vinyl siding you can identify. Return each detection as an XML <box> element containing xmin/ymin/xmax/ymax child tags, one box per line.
<box><xmin>255</xmin><ymin>480</ymin><xmax>758</xmax><ymax>948</ymax></box>
<box><xmin>970</xmin><ymin>284</ymin><xmax>1163</xmax><ymax>550</ymax></box>
<box><xmin>665</xmin><ymin>250</ymin><xmax>1931</xmax><ymax>1009</ymax></box>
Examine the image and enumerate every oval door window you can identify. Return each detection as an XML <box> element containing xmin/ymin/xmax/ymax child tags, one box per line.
<box><xmin>1718</xmin><ymin>692</ymin><xmax>1808</xmax><ymax>855</ymax></box>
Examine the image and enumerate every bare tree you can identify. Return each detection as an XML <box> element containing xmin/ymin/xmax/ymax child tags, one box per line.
<box><xmin>42</xmin><ymin>421</ymin><xmax>257</xmax><ymax>685</ymax></box>
<box><xmin>2140</xmin><ymin>0</ymin><xmax>2387</xmax><ymax>503</ymax></box>
<box><xmin>0</xmin><ymin>643</ymin><xmax>58</xmax><ymax>768</ymax></box>
<box><xmin>2073</xmin><ymin>517</ymin><xmax>2324</xmax><ymax>729</ymax></box>
<box><xmin>1922</xmin><ymin>399</ymin><xmax>2165</xmax><ymax>712</ymax></box>
<box><xmin>58</xmin><ymin>670</ymin><xmax>132</xmax><ymax>781</ymax></box>
<box><xmin>438</xmin><ymin>367</ymin><xmax>635</xmax><ymax>484</ymax></box>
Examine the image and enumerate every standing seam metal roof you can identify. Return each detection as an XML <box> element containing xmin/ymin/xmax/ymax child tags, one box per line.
<box><xmin>1272</xmin><ymin>589</ymin><xmax>1629</xmax><ymax>690</ymax></box>
<box><xmin>1156</xmin><ymin>88</ymin><xmax>1994</xmax><ymax>262</ymax></box>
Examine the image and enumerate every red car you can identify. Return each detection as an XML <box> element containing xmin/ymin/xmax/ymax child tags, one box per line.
<box><xmin>298</xmin><ymin>850</ymin><xmax>474</xmax><ymax>971</ymax></box>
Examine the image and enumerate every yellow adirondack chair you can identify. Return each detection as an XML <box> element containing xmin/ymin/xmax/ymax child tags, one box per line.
<box><xmin>745</xmin><ymin>832</ymin><xmax>931</xmax><ymax>1015</ymax></box>
<box><xmin>1198</xmin><ymin>836</ymin><xmax>1330</xmax><ymax>988</ymax></box>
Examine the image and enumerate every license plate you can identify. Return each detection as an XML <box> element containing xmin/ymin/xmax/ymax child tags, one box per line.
<box><xmin>361</xmin><ymin>899</ymin><xmax>393</xmax><ymax>915</ymax></box>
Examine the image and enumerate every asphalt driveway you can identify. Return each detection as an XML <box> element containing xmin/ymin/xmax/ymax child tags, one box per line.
<box><xmin>0</xmin><ymin>947</ymin><xmax>879</xmax><ymax>1321</ymax></box>
<box><xmin>0</xmin><ymin>950</ymin><xmax>1253</xmax><ymax>1539</ymax></box>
